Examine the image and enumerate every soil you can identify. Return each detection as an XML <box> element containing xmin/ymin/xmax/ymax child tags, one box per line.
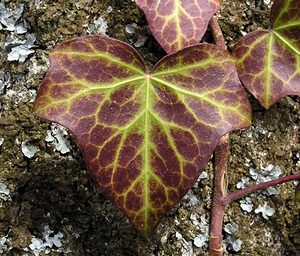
<box><xmin>0</xmin><ymin>0</ymin><xmax>299</xmax><ymax>256</ymax></box>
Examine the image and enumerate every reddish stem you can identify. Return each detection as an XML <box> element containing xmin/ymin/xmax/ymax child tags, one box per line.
<box><xmin>208</xmin><ymin>15</ymin><xmax>228</xmax><ymax>256</ymax></box>
<box><xmin>222</xmin><ymin>172</ymin><xmax>300</xmax><ymax>205</ymax></box>
<box><xmin>209</xmin><ymin>134</ymin><xmax>229</xmax><ymax>256</ymax></box>
<box><xmin>208</xmin><ymin>16</ymin><xmax>300</xmax><ymax>256</ymax></box>
<box><xmin>209</xmin><ymin>134</ymin><xmax>300</xmax><ymax>256</ymax></box>
<box><xmin>209</xmin><ymin>15</ymin><xmax>226</xmax><ymax>49</ymax></box>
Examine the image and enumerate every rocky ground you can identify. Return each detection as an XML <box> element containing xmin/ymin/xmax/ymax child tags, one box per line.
<box><xmin>0</xmin><ymin>0</ymin><xmax>299</xmax><ymax>255</ymax></box>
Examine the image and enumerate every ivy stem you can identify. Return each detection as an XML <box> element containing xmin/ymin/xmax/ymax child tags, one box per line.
<box><xmin>208</xmin><ymin>15</ymin><xmax>229</xmax><ymax>256</ymax></box>
<box><xmin>209</xmin><ymin>15</ymin><xmax>226</xmax><ymax>49</ymax></box>
<box><xmin>209</xmin><ymin>134</ymin><xmax>229</xmax><ymax>256</ymax></box>
<box><xmin>209</xmin><ymin>132</ymin><xmax>300</xmax><ymax>256</ymax></box>
<box><xmin>222</xmin><ymin>172</ymin><xmax>300</xmax><ymax>205</ymax></box>
<box><xmin>207</xmin><ymin>15</ymin><xmax>300</xmax><ymax>256</ymax></box>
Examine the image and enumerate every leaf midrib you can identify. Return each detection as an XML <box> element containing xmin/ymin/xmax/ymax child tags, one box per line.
<box><xmin>264</xmin><ymin>32</ymin><xmax>273</xmax><ymax>108</ymax></box>
<box><xmin>143</xmin><ymin>76</ymin><xmax>151</xmax><ymax>230</ymax></box>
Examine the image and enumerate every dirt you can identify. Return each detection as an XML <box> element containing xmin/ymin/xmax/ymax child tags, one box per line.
<box><xmin>0</xmin><ymin>0</ymin><xmax>299</xmax><ymax>255</ymax></box>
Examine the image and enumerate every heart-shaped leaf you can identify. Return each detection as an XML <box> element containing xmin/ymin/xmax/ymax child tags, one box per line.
<box><xmin>233</xmin><ymin>0</ymin><xmax>300</xmax><ymax>109</ymax></box>
<box><xmin>34</xmin><ymin>35</ymin><xmax>251</xmax><ymax>234</ymax></box>
<box><xmin>136</xmin><ymin>0</ymin><xmax>220</xmax><ymax>54</ymax></box>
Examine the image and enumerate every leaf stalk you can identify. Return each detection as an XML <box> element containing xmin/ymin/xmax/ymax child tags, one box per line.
<box><xmin>208</xmin><ymin>15</ymin><xmax>300</xmax><ymax>256</ymax></box>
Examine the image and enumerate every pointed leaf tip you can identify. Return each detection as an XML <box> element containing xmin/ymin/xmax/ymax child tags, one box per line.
<box><xmin>34</xmin><ymin>35</ymin><xmax>251</xmax><ymax>233</ymax></box>
<box><xmin>136</xmin><ymin>0</ymin><xmax>221</xmax><ymax>54</ymax></box>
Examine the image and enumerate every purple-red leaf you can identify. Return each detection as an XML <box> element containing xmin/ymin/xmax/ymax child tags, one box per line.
<box><xmin>136</xmin><ymin>0</ymin><xmax>220</xmax><ymax>54</ymax></box>
<box><xmin>233</xmin><ymin>0</ymin><xmax>300</xmax><ymax>109</ymax></box>
<box><xmin>34</xmin><ymin>35</ymin><xmax>251</xmax><ymax>234</ymax></box>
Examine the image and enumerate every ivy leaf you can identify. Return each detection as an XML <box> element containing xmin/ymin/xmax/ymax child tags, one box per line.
<box><xmin>233</xmin><ymin>0</ymin><xmax>300</xmax><ymax>109</ymax></box>
<box><xmin>34</xmin><ymin>35</ymin><xmax>251</xmax><ymax>234</ymax></box>
<box><xmin>136</xmin><ymin>0</ymin><xmax>220</xmax><ymax>54</ymax></box>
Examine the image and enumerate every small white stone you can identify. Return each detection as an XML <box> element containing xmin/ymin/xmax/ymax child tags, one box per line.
<box><xmin>7</xmin><ymin>45</ymin><xmax>35</xmax><ymax>63</ymax></box>
<box><xmin>193</xmin><ymin>234</ymin><xmax>208</xmax><ymax>248</ymax></box>
<box><xmin>255</xmin><ymin>202</ymin><xmax>275</xmax><ymax>219</ymax></box>
<box><xmin>249</xmin><ymin>168</ymin><xmax>259</xmax><ymax>180</ymax></box>
<box><xmin>29</xmin><ymin>237</ymin><xmax>43</xmax><ymax>250</ymax></box>
<box><xmin>125</xmin><ymin>23</ymin><xmax>137</xmax><ymax>34</ymax></box>
<box><xmin>0</xmin><ymin>237</ymin><xmax>6</xmax><ymax>253</ymax></box>
<box><xmin>199</xmin><ymin>171</ymin><xmax>208</xmax><ymax>180</ymax></box>
<box><xmin>236</xmin><ymin>177</ymin><xmax>250</xmax><ymax>189</ymax></box>
<box><xmin>183</xmin><ymin>191</ymin><xmax>199</xmax><ymax>206</ymax></box>
<box><xmin>0</xmin><ymin>138</ymin><xmax>3</xmax><ymax>146</ymax></box>
<box><xmin>15</xmin><ymin>21</ymin><xmax>27</xmax><ymax>34</ymax></box>
<box><xmin>52</xmin><ymin>232</ymin><xmax>63</xmax><ymax>247</ymax></box>
<box><xmin>239</xmin><ymin>197</ymin><xmax>253</xmax><ymax>212</ymax></box>
<box><xmin>181</xmin><ymin>240</ymin><xmax>194</xmax><ymax>256</ymax></box>
<box><xmin>190</xmin><ymin>213</ymin><xmax>200</xmax><ymax>227</ymax></box>
<box><xmin>175</xmin><ymin>231</ymin><xmax>182</xmax><ymax>240</ymax></box>
<box><xmin>232</xmin><ymin>239</ymin><xmax>243</xmax><ymax>252</ymax></box>
<box><xmin>86</xmin><ymin>16</ymin><xmax>108</xmax><ymax>35</ymax></box>
<box><xmin>0</xmin><ymin>182</ymin><xmax>10</xmax><ymax>196</ymax></box>
<box><xmin>107</xmin><ymin>6</ymin><xmax>113</xmax><ymax>13</ymax></box>
<box><xmin>224</xmin><ymin>223</ymin><xmax>239</xmax><ymax>235</ymax></box>
<box><xmin>54</xmin><ymin>132</ymin><xmax>71</xmax><ymax>154</ymax></box>
<box><xmin>266</xmin><ymin>186</ymin><xmax>280</xmax><ymax>195</ymax></box>
<box><xmin>48</xmin><ymin>124</ymin><xmax>72</xmax><ymax>154</ymax></box>
<box><xmin>45</xmin><ymin>130</ymin><xmax>55</xmax><ymax>142</ymax></box>
<box><xmin>21</xmin><ymin>140</ymin><xmax>38</xmax><ymax>158</ymax></box>
<box><xmin>264</xmin><ymin>164</ymin><xmax>274</xmax><ymax>172</ymax></box>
